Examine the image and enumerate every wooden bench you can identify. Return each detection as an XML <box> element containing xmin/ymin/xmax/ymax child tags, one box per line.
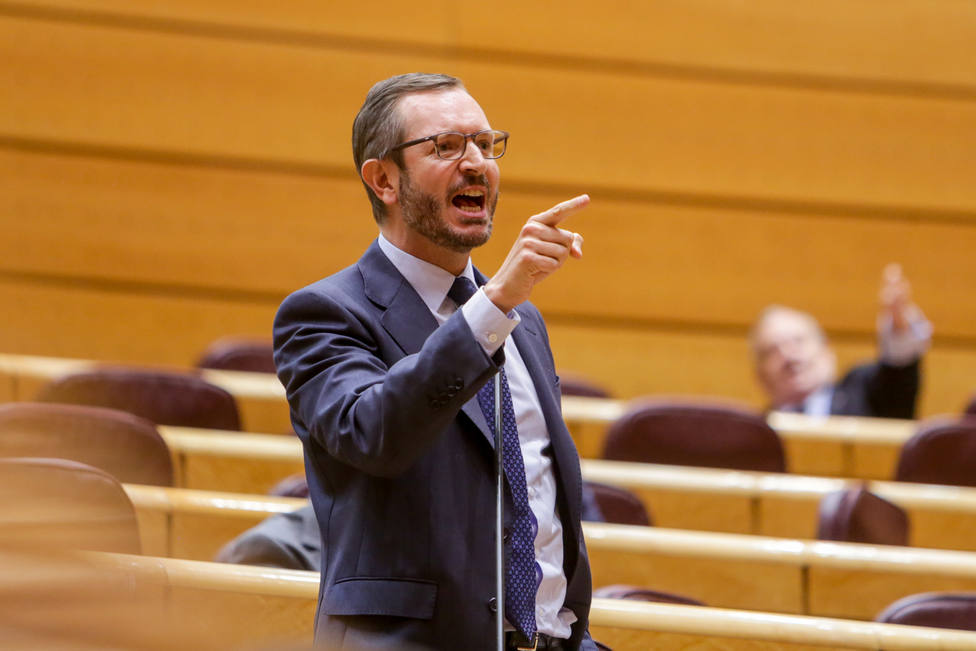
<box><xmin>88</xmin><ymin>551</ymin><xmax>976</xmax><ymax>650</ymax></box>
<box><xmin>2</xmin><ymin>352</ymin><xmax>917</xmax><ymax>478</ymax></box>
<box><xmin>122</xmin><ymin>484</ymin><xmax>976</xmax><ymax>621</ymax></box>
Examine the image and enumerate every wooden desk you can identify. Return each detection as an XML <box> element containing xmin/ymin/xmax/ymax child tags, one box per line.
<box><xmin>124</xmin><ymin>483</ymin><xmax>305</xmax><ymax>559</ymax></box>
<box><xmin>90</xmin><ymin>550</ymin><xmax>976</xmax><ymax>650</ymax></box>
<box><xmin>582</xmin><ymin>458</ymin><xmax>976</xmax><ymax>552</ymax></box>
<box><xmin>160</xmin><ymin>426</ymin><xmax>304</xmax><ymax>493</ymax></box>
<box><xmin>123</xmin><ymin>484</ymin><xmax>976</xmax><ymax>621</ymax></box>
<box><xmin>153</xmin><ymin>428</ymin><xmax>976</xmax><ymax>552</ymax></box>
<box><xmin>584</xmin><ymin>521</ymin><xmax>976</xmax><ymax>620</ymax></box>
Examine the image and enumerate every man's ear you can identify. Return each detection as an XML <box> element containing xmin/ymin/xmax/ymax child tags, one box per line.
<box><xmin>361</xmin><ymin>158</ymin><xmax>399</xmax><ymax>207</ymax></box>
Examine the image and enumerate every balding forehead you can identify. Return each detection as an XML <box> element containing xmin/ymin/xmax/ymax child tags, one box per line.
<box><xmin>751</xmin><ymin>306</ymin><xmax>826</xmax><ymax>351</ymax></box>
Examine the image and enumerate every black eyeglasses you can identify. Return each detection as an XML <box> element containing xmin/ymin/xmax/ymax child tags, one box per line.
<box><xmin>390</xmin><ymin>129</ymin><xmax>509</xmax><ymax>160</ymax></box>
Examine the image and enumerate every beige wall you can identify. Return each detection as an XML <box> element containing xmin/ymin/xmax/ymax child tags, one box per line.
<box><xmin>2</xmin><ymin>1</ymin><xmax>974</xmax><ymax>415</ymax></box>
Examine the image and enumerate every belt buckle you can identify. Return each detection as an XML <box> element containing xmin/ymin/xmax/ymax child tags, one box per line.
<box><xmin>516</xmin><ymin>633</ymin><xmax>539</xmax><ymax>651</ymax></box>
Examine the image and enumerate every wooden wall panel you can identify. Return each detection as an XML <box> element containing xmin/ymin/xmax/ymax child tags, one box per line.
<box><xmin>0</xmin><ymin>15</ymin><xmax>419</xmax><ymax>164</ymax></box>
<box><xmin>462</xmin><ymin>61</ymin><xmax>976</xmax><ymax>213</ymax></box>
<box><xmin>0</xmin><ymin>277</ymin><xmax>277</xmax><ymax>365</ymax></box>
<box><xmin>4</xmin><ymin>147</ymin><xmax>976</xmax><ymax>340</ymax></box>
<box><xmin>0</xmin><ymin>147</ymin><xmax>373</xmax><ymax>294</ymax></box>
<box><xmin>3</xmin><ymin>15</ymin><xmax>975</xmax><ymax>213</ymax></box>
<box><xmin>480</xmin><ymin>1</ymin><xmax>976</xmax><ymax>89</ymax></box>
<box><xmin>12</xmin><ymin>0</ymin><xmax>976</xmax><ymax>89</ymax></box>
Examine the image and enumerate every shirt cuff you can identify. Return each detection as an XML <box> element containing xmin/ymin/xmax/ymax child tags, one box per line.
<box><xmin>460</xmin><ymin>287</ymin><xmax>520</xmax><ymax>356</ymax></box>
<box><xmin>878</xmin><ymin>312</ymin><xmax>932</xmax><ymax>366</ymax></box>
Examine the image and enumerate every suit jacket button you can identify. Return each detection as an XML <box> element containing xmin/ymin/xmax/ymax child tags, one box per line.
<box><xmin>453</xmin><ymin>379</ymin><xmax>464</xmax><ymax>390</ymax></box>
<box><xmin>488</xmin><ymin>597</ymin><xmax>497</xmax><ymax>613</ymax></box>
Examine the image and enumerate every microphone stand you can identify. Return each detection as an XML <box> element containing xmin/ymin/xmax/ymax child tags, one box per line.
<box><xmin>494</xmin><ymin>372</ymin><xmax>505</xmax><ymax>651</ymax></box>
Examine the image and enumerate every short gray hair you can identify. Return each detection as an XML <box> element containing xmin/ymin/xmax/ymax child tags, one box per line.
<box><xmin>352</xmin><ymin>73</ymin><xmax>464</xmax><ymax>223</ymax></box>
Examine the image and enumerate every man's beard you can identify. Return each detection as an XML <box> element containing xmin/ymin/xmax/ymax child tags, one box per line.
<box><xmin>398</xmin><ymin>171</ymin><xmax>498</xmax><ymax>253</ymax></box>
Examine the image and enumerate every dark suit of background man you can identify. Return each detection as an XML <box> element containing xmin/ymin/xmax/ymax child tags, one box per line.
<box><xmin>273</xmin><ymin>73</ymin><xmax>597</xmax><ymax>650</ymax></box>
<box><xmin>750</xmin><ymin>264</ymin><xmax>931</xmax><ymax>419</ymax></box>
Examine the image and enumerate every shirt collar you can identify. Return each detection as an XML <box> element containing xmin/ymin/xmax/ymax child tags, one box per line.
<box><xmin>376</xmin><ymin>233</ymin><xmax>475</xmax><ymax>317</ymax></box>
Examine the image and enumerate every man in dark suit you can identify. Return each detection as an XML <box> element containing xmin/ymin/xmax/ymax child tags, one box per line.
<box><xmin>273</xmin><ymin>73</ymin><xmax>596</xmax><ymax>650</ymax></box>
<box><xmin>215</xmin><ymin>504</ymin><xmax>321</xmax><ymax>572</ymax></box>
<box><xmin>750</xmin><ymin>264</ymin><xmax>931</xmax><ymax>419</ymax></box>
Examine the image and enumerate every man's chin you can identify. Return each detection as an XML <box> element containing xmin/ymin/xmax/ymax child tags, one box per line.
<box><xmin>448</xmin><ymin>223</ymin><xmax>492</xmax><ymax>250</ymax></box>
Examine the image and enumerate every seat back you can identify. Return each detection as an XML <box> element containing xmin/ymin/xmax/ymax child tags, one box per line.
<box><xmin>197</xmin><ymin>337</ymin><xmax>276</xmax><ymax>374</ymax></box>
<box><xmin>876</xmin><ymin>592</ymin><xmax>976</xmax><ymax>631</ymax></box>
<box><xmin>36</xmin><ymin>366</ymin><xmax>242</xmax><ymax>431</ymax></box>
<box><xmin>602</xmin><ymin>400</ymin><xmax>786</xmax><ymax>472</ymax></box>
<box><xmin>816</xmin><ymin>487</ymin><xmax>909</xmax><ymax>546</ymax></box>
<box><xmin>965</xmin><ymin>394</ymin><xmax>976</xmax><ymax>418</ymax></box>
<box><xmin>593</xmin><ymin>584</ymin><xmax>704</xmax><ymax>606</ymax></box>
<box><xmin>895</xmin><ymin>419</ymin><xmax>976</xmax><ymax>488</ymax></box>
<box><xmin>0</xmin><ymin>457</ymin><xmax>141</xmax><ymax>554</ymax></box>
<box><xmin>585</xmin><ymin>481</ymin><xmax>652</xmax><ymax>526</ymax></box>
<box><xmin>268</xmin><ymin>473</ymin><xmax>309</xmax><ymax>498</ymax></box>
<box><xmin>559</xmin><ymin>373</ymin><xmax>611</xmax><ymax>399</ymax></box>
<box><xmin>0</xmin><ymin>402</ymin><xmax>173</xmax><ymax>486</ymax></box>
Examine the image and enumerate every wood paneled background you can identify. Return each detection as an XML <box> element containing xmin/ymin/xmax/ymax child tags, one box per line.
<box><xmin>2</xmin><ymin>1</ymin><xmax>974</xmax><ymax>416</ymax></box>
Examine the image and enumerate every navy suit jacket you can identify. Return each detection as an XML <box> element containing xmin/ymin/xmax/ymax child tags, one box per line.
<box><xmin>830</xmin><ymin>360</ymin><xmax>921</xmax><ymax>420</ymax></box>
<box><xmin>273</xmin><ymin>241</ymin><xmax>594</xmax><ymax>650</ymax></box>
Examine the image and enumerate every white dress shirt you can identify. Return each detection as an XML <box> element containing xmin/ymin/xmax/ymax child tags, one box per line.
<box><xmin>377</xmin><ymin>234</ymin><xmax>575</xmax><ymax>638</ymax></box>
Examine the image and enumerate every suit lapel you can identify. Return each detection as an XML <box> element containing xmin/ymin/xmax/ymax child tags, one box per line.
<box><xmin>359</xmin><ymin>241</ymin><xmax>439</xmax><ymax>357</ymax></box>
<box><xmin>360</xmin><ymin>243</ymin><xmax>494</xmax><ymax>446</ymax></box>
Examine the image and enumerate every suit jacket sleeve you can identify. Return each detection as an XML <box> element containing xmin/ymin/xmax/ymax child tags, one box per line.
<box><xmin>273</xmin><ymin>283</ymin><xmax>500</xmax><ymax>478</ymax></box>
<box><xmin>835</xmin><ymin>359</ymin><xmax>921</xmax><ymax>419</ymax></box>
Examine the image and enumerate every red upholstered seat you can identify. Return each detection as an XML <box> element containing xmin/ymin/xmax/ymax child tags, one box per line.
<box><xmin>0</xmin><ymin>457</ymin><xmax>141</xmax><ymax>554</ymax></box>
<box><xmin>36</xmin><ymin>366</ymin><xmax>241</xmax><ymax>431</ymax></box>
<box><xmin>895</xmin><ymin>418</ymin><xmax>976</xmax><ymax>488</ymax></box>
<box><xmin>196</xmin><ymin>337</ymin><xmax>276</xmax><ymax>374</ymax></box>
<box><xmin>584</xmin><ymin>481</ymin><xmax>652</xmax><ymax>527</ymax></box>
<box><xmin>816</xmin><ymin>487</ymin><xmax>909</xmax><ymax>546</ymax></box>
<box><xmin>876</xmin><ymin>592</ymin><xmax>976</xmax><ymax>631</ymax></box>
<box><xmin>0</xmin><ymin>402</ymin><xmax>173</xmax><ymax>486</ymax></box>
<box><xmin>602</xmin><ymin>399</ymin><xmax>786</xmax><ymax>472</ymax></box>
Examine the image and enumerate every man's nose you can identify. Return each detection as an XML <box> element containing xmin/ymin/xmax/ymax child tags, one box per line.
<box><xmin>457</xmin><ymin>140</ymin><xmax>488</xmax><ymax>172</ymax></box>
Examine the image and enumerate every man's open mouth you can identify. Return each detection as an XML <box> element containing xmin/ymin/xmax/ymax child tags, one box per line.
<box><xmin>451</xmin><ymin>189</ymin><xmax>486</xmax><ymax>213</ymax></box>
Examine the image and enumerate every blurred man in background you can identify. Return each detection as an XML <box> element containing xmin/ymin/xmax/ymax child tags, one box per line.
<box><xmin>751</xmin><ymin>264</ymin><xmax>931</xmax><ymax>419</ymax></box>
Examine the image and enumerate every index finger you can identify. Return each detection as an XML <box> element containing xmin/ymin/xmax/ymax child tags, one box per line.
<box><xmin>529</xmin><ymin>194</ymin><xmax>590</xmax><ymax>227</ymax></box>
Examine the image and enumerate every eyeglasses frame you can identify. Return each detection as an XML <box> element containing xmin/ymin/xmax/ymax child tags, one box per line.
<box><xmin>389</xmin><ymin>129</ymin><xmax>510</xmax><ymax>160</ymax></box>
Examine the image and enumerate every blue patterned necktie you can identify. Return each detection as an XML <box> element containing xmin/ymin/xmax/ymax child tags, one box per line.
<box><xmin>448</xmin><ymin>276</ymin><xmax>539</xmax><ymax>642</ymax></box>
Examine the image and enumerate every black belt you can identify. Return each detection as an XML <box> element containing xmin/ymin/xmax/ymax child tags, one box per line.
<box><xmin>504</xmin><ymin>631</ymin><xmax>568</xmax><ymax>650</ymax></box>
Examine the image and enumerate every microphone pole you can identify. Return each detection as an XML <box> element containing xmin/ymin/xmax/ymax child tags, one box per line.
<box><xmin>494</xmin><ymin>371</ymin><xmax>505</xmax><ymax>651</ymax></box>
